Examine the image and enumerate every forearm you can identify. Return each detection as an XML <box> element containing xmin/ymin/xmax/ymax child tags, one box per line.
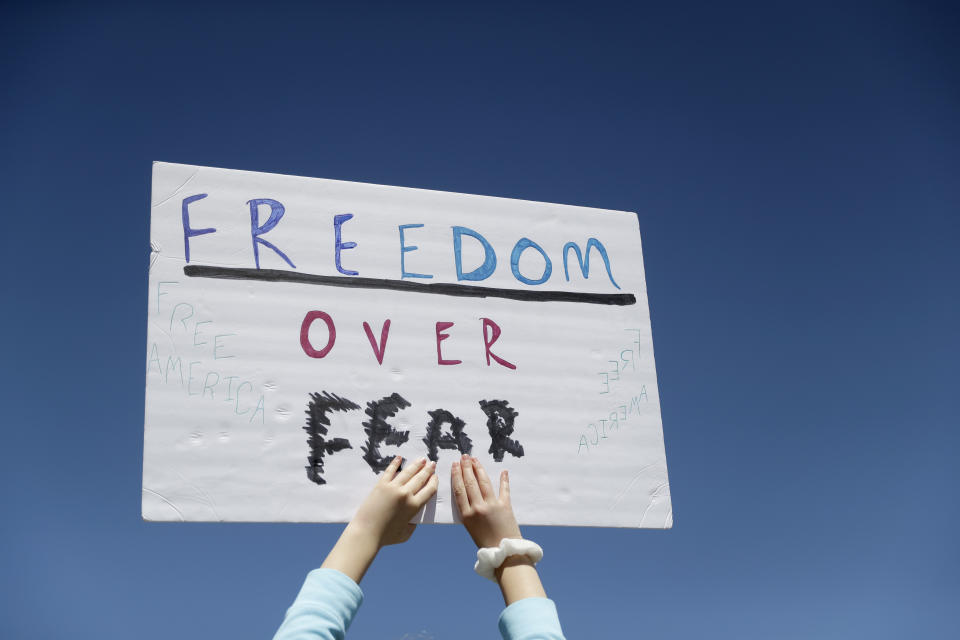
<box><xmin>273</xmin><ymin>568</ymin><xmax>363</xmax><ymax>640</ymax></box>
<box><xmin>320</xmin><ymin>524</ymin><xmax>381</xmax><ymax>584</ymax></box>
<box><xmin>494</xmin><ymin>556</ymin><xmax>547</xmax><ymax>606</ymax></box>
<box><xmin>495</xmin><ymin>559</ymin><xmax>565</xmax><ymax>640</ymax></box>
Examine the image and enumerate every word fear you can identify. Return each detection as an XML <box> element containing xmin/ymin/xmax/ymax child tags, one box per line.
<box><xmin>304</xmin><ymin>391</ymin><xmax>524</xmax><ymax>485</ymax></box>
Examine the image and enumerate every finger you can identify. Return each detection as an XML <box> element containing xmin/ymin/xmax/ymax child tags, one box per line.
<box><xmin>473</xmin><ymin>458</ymin><xmax>495</xmax><ymax>500</ymax></box>
<box><xmin>406</xmin><ymin>459</ymin><xmax>437</xmax><ymax>494</ymax></box>
<box><xmin>394</xmin><ymin>457</ymin><xmax>427</xmax><ymax>485</ymax></box>
<box><xmin>499</xmin><ymin>469</ymin><xmax>511</xmax><ymax>503</ymax></box>
<box><xmin>380</xmin><ymin>455</ymin><xmax>403</xmax><ymax>483</ymax></box>
<box><xmin>414</xmin><ymin>470</ymin><xmax>439</xmax><ymax>503</ymax></box>
<box><xmin>451</xmin><ymin>460</ymin><xmax>470</xmax><ymax>515</ymax></box>
<box><xmin>460</xmin><ymin>455</ymin><xmax>484</xmax><ymax>505</ymax></box>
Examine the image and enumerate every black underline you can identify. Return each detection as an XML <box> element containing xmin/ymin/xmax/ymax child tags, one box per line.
<box><xmin>183</xmin><ymin>265</ymin><xmax>636</xmax><ymax>306</ymax></box>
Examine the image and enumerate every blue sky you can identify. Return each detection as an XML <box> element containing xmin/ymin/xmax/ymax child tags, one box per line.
<box><xmin>1</xmin><ymin>1</ymin><xmax>957</xmax><ymax>638</ymax></box>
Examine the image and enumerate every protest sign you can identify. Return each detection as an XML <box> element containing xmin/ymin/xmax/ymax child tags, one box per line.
<box><xmin>143</xmin><ymin>162</ymin><xmax>671</xmax><ymax>527</ymax></box>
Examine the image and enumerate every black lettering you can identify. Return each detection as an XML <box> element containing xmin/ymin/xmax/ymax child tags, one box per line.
<box><xmin>361</xmin><ymin>392</ymin><xmax>412</xmax><ymax>473</ymax></box>
<box><xmin>304</xmin><ymin>391</ymin><xmax>360</xmax><ymax>485</ymax></box>
<box><xmin>479</xmin><ymin>399</ymin><xmax>524</xmax><ymax>462</ymax></box>
<box><xmin>422</xmin><ymin>409</ymin><xmax>473</xmax><ymax>462</ymax></box>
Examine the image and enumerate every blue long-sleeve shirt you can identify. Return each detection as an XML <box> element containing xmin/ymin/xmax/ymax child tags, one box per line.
<box><xmin>273</xmin><ymin>568</ymin><xmax>565</xmax><ymax>640</ymax></box>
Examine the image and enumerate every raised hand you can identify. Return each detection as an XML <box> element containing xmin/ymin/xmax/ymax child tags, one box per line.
<box><xmin>451</xmin><ymin>455</ymin><xmax>547</xmax><ymax>605</ymax></box>
<box><xmin>451</xmin><ymin>454</ymin><xmax>521</xmax><ymax>548</ymax></box>
<box><xmin>321</xmin><ymin>456</ymin><xmax>438</xmax><ymax>583</ymax></box>
<box><xmin>353</xmin><ymin>455</ymin><xmax>439</xmax><ymax>546</ymax></box>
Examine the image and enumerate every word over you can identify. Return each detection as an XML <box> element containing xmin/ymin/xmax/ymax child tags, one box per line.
<box><xmin>303</xmin><ymin>391</ymin><xmax>524</xmax><ymax>485</ymax></box>
<box><xmin>300</xmin><ymin>312</ymin><xmax>516</xmax><ymax>368</ymax></box>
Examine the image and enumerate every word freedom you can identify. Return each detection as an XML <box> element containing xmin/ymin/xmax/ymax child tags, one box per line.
<box><xmin>181</xmin><ymin>194</ymin><xmax>624</xmax><ymax>294</ymax></box>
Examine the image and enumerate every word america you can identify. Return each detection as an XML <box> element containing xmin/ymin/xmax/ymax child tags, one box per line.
<box><xmin>180</xmin><ymin>195</ymin><xmax>635</xmax><ymax>305</ymax></box>
<box><xmin>304</xmin><ymin>391</ymin><xmax>524</xmax><ymax>485</ymax></box>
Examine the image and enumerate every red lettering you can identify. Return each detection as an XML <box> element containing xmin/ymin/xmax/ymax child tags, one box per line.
<box><xmin>481</xmin><ymin>317</ymin><xmax>516</xmax><ymax>369</ymax></box>
<box><xmin>362</xmin><ymin>319</ymin><xmax>392</xmax><ymax>365</ymax></box>
<box><xmin>300</xmin><ymin>311</ymin><xmax>336</xmax><ymax>358</ymax></box>
<box><xmin>435</xmin><ymin>321</ymin><xmax>462</xmax><ymax>365</ymax></box>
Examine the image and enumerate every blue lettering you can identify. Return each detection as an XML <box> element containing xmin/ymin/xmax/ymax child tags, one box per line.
<box><xmin>398</xmin><ymin>224</ymin><xmax>432</xmax><ymax>279</ymax></box>
<box><xmin>214</xmin><ymin>334</ymin><xmax>235</xmax><ymax>359</ymax></box>
<box><xmin>235</xmin><ymin>381</ymin><xmax>252</xmax><ymax>415</ymax></box>
<box><xmin>187</xmin><ymin>361</ymin><xmax>203</xmax><ymax>396</ymax></box>
<box><xmin>147</xmin><ymin>343</ymin><xmax>162</xmax><ymax>376</ymax></box>
<box><xmin>248</xmin><ymin>198</ymin><xmax>295</xmax><ymax>270</ymax></box>
<box><xmin>249</xmin><ymin>395</ymin><xmax>265</xmax><ymax>424</ymax></box>
<box><xmin>510</xmin><ymin>238</ymin><xmax>552</xmax><ymax>285</ymax></box>
<box><xmin>398</xmin><ymin>224</ymin><xmax>433</xmax><ymax>280</ymax></box>
<box><xmin>182</xmin><ymin>194</ymin><xmax>215</xmax><ymax>263</ymax></box>
<box><xmin>334</xmin><ymin>213</ymin><xmax>358</xmax><ymax>276</ymax></box>
<box><xmin>453</xmin><ymin>226</ymin><xmax>496</xmax><ymax>281</ymax></box>
<box><xmin>562</xmin><ymin>238</ymin><xmax>620</xmax><ymax>289</ymax></box>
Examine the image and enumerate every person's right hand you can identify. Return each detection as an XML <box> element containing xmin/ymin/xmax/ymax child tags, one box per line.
<box><xmin>451</xmin><ymin>454</ymin><xmax>522</xmax><ymax>548</ymax></box>
<box><xmin>350</xmin><ymin>455</ymin><xmax>438</xmax><ymax>548</ymax></box>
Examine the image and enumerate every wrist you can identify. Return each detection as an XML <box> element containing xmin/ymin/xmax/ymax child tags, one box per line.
<box><xmin>495</xmin><ymin>556</ymin><xmax>546</xmax><ymax>606</ymax></box>
<box><xmin>476</xmin><ymin>529</ymin><xmax>522</xmax><ymax>550</ymax></box>
<box><xmin>474</xmin><ymin>538</ymin><xmax>543</xmax><ymax>583</ymax></box>
<box><xmin>342</xmin><ymin>521</ymin><xmax>385</xmax><ymax>552</ymax></box>
<box><xmin>494</xmin><ymin>555</ymin><xmax>537</xmax><ymax>581</ymax></box>
<box><xmin>320</xmin><ymin>523</ymin><xmax>382</xmax><ymax>585</ymax></box>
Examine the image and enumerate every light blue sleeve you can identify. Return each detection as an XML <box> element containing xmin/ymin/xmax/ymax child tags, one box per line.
<box><xmin>498</xmin><ymin>597</ymin><xmax>566</xmax><ymax>640</ymax></box>
<box><xmin>273</xmin><ymin>568</ymin><xmax>364</xmax><ymax>640</ymax></box>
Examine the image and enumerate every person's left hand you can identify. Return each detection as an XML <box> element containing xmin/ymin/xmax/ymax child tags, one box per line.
<box><xmin>349</xmin><ymin>456</ymin><xmax>439</xmax><ymax>547</ymax></box>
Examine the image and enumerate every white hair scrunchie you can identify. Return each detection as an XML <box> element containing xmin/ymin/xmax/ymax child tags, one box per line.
<box><xmin>474</xmin><ymin>538</ymin><xmax>544</xmax><ymax>582</ymax></box>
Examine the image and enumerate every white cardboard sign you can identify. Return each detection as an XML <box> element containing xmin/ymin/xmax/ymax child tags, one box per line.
<box><xmin>143</xmin><ymin>162</ymin><xmax>672</xmax><ymax>528</ymax></box>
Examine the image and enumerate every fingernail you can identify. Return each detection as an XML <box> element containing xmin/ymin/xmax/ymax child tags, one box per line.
<box><xmin>461</xmin><ymin>453</ymin><xmax>469</xmax><ymax>460</ymax></box>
